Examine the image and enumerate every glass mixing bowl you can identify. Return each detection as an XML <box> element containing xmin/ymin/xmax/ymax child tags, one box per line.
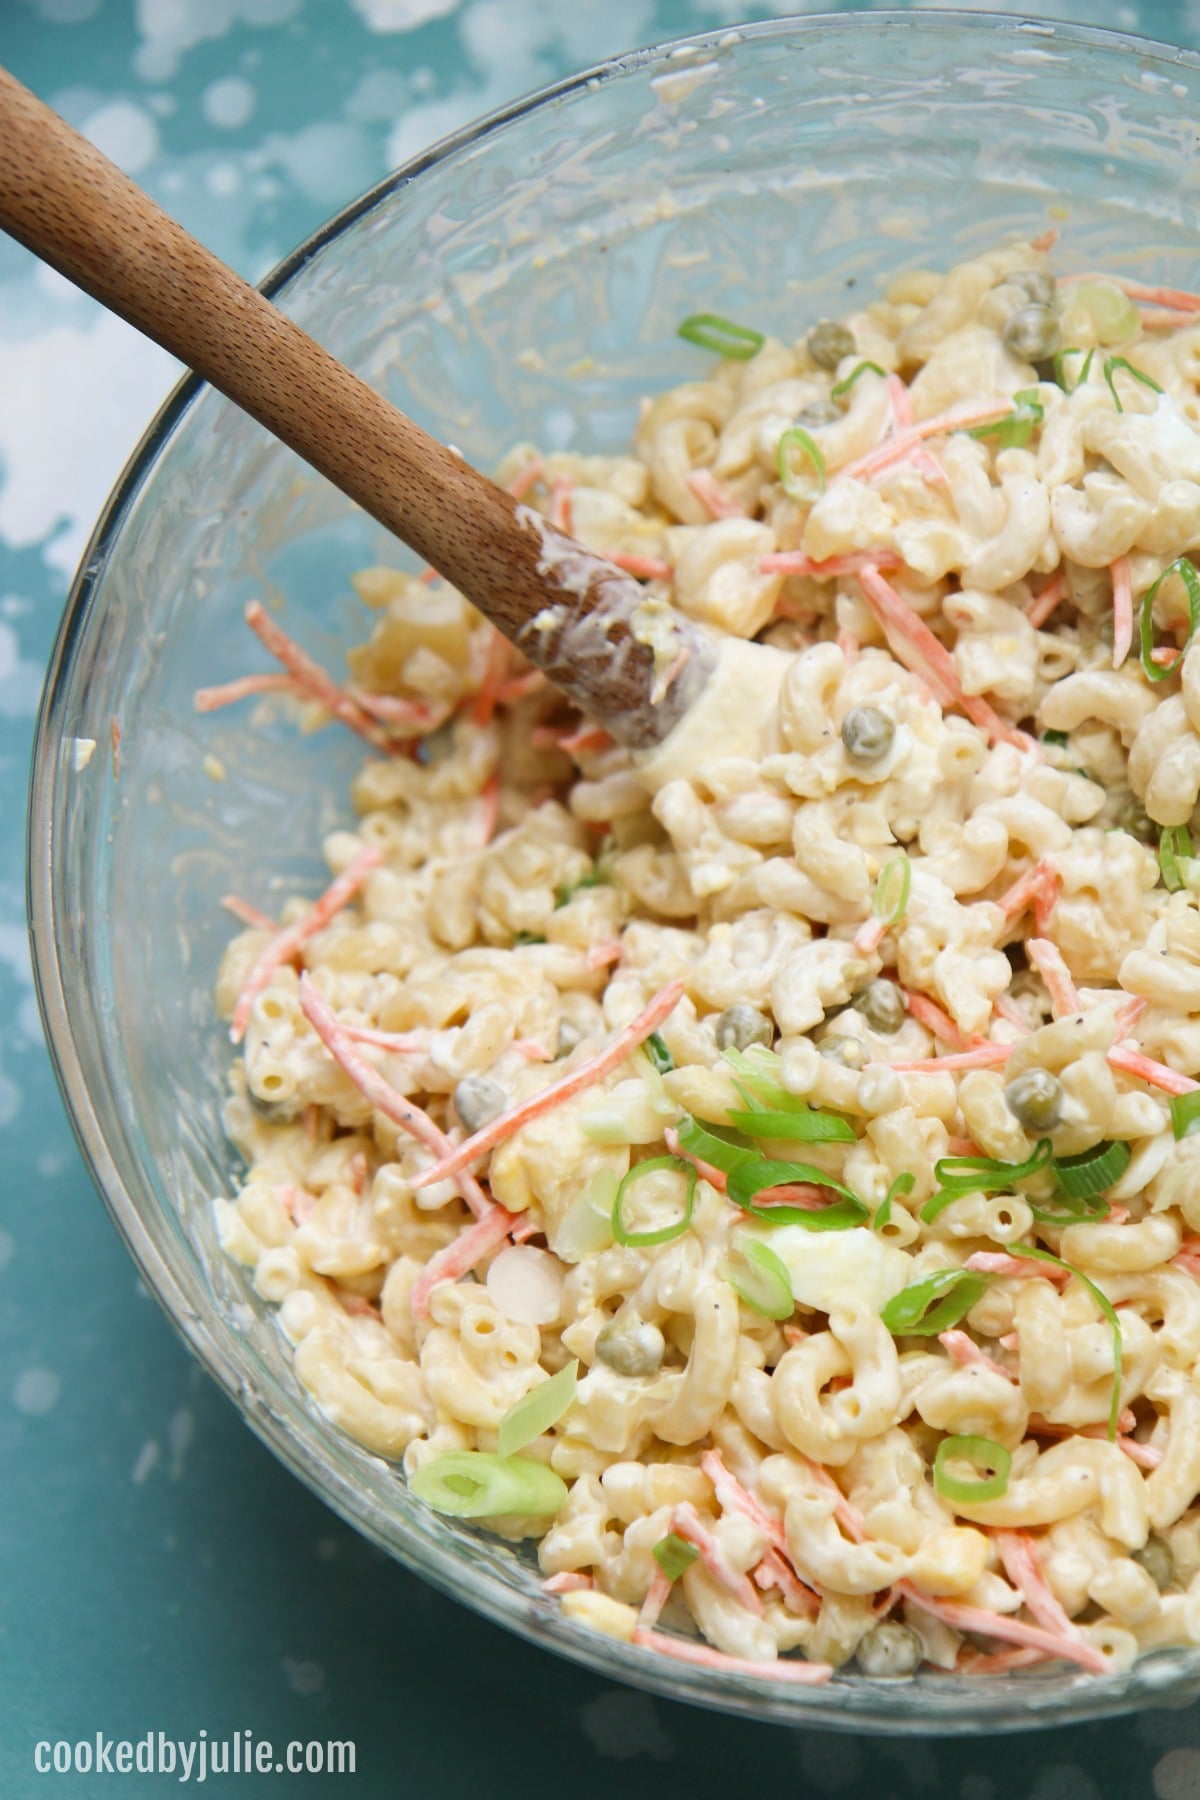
<box><xmin>29</xmin><ymin>10</ymin><xmax>1200</xmax><ymax>1731</ymax></box>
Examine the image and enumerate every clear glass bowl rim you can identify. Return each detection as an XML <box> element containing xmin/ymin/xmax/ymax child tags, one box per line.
<box><xmin>27</xmin><ymin>8</ymin><xmax>1200</xmax><ymax>1732</ymax></box>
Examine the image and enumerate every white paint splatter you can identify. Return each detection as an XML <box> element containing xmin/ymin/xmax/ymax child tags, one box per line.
<box><xmin>0</xmin><ymin>312</ymin><xmax>178</xmax><ymax>576</ymax></box>
<box><xmin>800</xmin><ymin>1734</ymin><xmax>864</xmax><ymax>1795</ymax></box>
<box><xmin>350</xmin><ymin>0</ymin><xmax>459</xmax><ymax>27</ymax></box>
<box><xmin>255</xmin><ymin>122</ymin><xmax>378</xmax><ymax>207</ymax></box>
<box><xmin>315</xmin><ymin>1537</ymin><xmax>339</xmax><ymax>1561</ymax></box>
<box><xmin>13</xmin><ymin>1367</ymin><xmax>62</xmax><ymax>1416</ymax></box>
<box><xmin>1029</xmin><ymin>1768</ymin><xmax>1100</xmax><ymax>1800</ymax></box>
<box><xmin>132</xmin><ymin>1438</ymin><xmax>161</xmax><ymax>1485</ymax></box>
<box><xmin>282</xmin><ymin>1658</ymin><xmax>326</xmax><ymax>1697</ymax></box>
<box><xmin>202</xmin><ymin>75</ymin><xmax>257</xmax><ymax>129</ymax></box>
<box><xmin>36</xmin><ymin>1149</ymin><xmax>68</xmax><ymax>1180</ymax></box>
<box><xmin>81</xmin><ymin>100</ymin><xmax>161</xmax><ymax>175</ymax></box>
<box><xmin>167</xmin><ymin>1406</ymin><xmax>195</xmax><ymax>1480</ymax></box>
<box><xmin>29</xmin><ymin>0</ymin><xmax>102</xmax><ymax>21</ymax></box>
<box><xmin>0</xmin><ymin>1228</ymin><xmax>13</xmax><ymax>1272</ymax></box>
<box><xmin>579</xmin><ymin>1690</ymin><xmax>674</xmax><ymax>1762</ymax></box>
<box><xmin>133</xmin><ymin>0</ymin><xmax>301</xmax><ymax>82</ymax></box>
<box><xmin>1154</xmin><ymin>1749</ymin><xmax>1200</xmax><ymax>1800</ymax></box>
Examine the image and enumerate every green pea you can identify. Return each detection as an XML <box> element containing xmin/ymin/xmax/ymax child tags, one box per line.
<box><xmin>1004</xmin><ymin>1068</ymin><xmax>1063</xmax><ymax>1132</ymax></box>
<box><xmin>820</xmin><ymin>1035</ymin><xmax>867</xmax><ymax>1070</ymax></box>
<box><xmin>1010</xmin><ymin>269</ymin><xmax>1057</xmax><ymax>307</ymax></box>
<box><xmin>796</xmin><ymin>399</ymin><xmax>843</xmax><ymax>428</ymax></box>
<box><xmin>855</xmin><ymin>1622</ymin><xmax>923</xmax><ymax>1677</ymax></box>
<box><xmin>808</xmin><ymin>320</ymin><xmax>857</xmax><ymax>371</ymax></box>
<box><xmin>1133</xmin><ymin>1538</ymin><xmax>1175</xmax><ymax>1591</ymax></box>
<box><xmin>858</xmin><ymin>979</ymin><xmax>906</xmax><ymax>1035</ymax></box>
<box><xmin>715</xmin><ymin>1004</ymin><xmax>774</xmax><ymax>1052</ymax></box>
<box><xmin>595</xmin><ymin>1316</ymin><xmax>665</xmax><ymax>1377</ymax></box>
<box><xmin>453</xmin><ymin>1074</ymin><xmax>508</xmax><ymax>1133</ymax></box>
<box><xmin>1003</xmin><ymin>304</ymin><xmax>1061</xmax><ymax>362</ymax></box>
<box><xmin>841</xmin><ymin>704</ymin><xmax>895</xmax><ymax>765</ymax></box>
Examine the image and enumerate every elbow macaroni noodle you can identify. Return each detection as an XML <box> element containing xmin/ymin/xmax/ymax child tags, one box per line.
<box><xmin>211</xmin><ymin>241</ymin><xmax>1200</xmax><ymax>1683</ymax></box>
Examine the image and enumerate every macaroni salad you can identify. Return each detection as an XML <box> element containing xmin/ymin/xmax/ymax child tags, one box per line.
<box><xmin>207</xmin><ymin>239</ymin><xmax>1200</xmax><ymax>1687</ymax></box>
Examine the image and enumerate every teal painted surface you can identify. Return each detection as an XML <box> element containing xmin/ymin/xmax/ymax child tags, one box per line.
<box><xmin>0</xmin><ymin>3</ymin><xmax>1197</xmax><ymax>1795</ymax></box>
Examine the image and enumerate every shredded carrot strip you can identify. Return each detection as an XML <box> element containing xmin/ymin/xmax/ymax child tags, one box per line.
<box><xmin>631</xmin><ymin>1628</ymin><xmax>832</xmax><ymax>1684</ymax></box>
<box><xmin>512</xmin><ymin>1038</ymin><xmax>553</xmax><ymax>1062</ymax></box>
<box><xmin>665</xmin><ymin>1124</ymin><xmax>728</xmax><ymax>1190</ymax></box>
<box><xmin>1024</xmin><ymin>571</ymin><xmax>1067</xmax><ymax>629</ymax></box>
<box><xmin>1026</xmin><ymin>937</ymin><xmax>1081</xmax><ymax>1018</ymax></box>
<box><xmin>220</xmin><ymin>894</ymin><xmax>277</xmax><ymax>931</ymax></box>
<box><xmin>887</xmin><ymin>373</ymin><xmax>914</xmax><ymax>431</ymax></box>
<box><xmin>699</xmin><ymin>1451</ymin><xmax>812</xmax><ymax>1604</ymax></box>
<box><xmin>509</xmin><ymin>1212</ymin><xmax>541</xmax><ymax>1243</ymax></box>
<box><xmin>637</xmin><ymin>1567</ymin><xmax>673</xmax><ymax>1629</ymax></box>
<box><xmin>959</xmin><ymin>1645</ymin><xmax>1050</xmax><ymax>1674</ymax></box>
<box><xmin>902</xmin><ymin>988</ymin><xmax>972</xmax><ymax>1051</ymax></box>
<box><xmin>945</xmin><ymin>1136</ymin><xmax>980</xmax><ymax>1156</ymax></box>
<box><xmin>1107</xmin><ymin>1044</ymin><xmax>1199</xmax><ymax>1097</ymax></box>
<box><xmin>898</xmin><ymin>1581</ymin><xmax>1109</xmax><ymax>1673</ymax></box>
<box><xmin>671</xmin><ymin>1503</ymin><xmax>763</xmax><ymax>1615</ymax></box>
<box><xmin>840</xmin><ymin>398</ymin><xmax>1012</xmax><ymax>482</ymax></box>
<box><xmin>478</xmin><ymin>771</ymin><xmax>502</xmax><ymax>844</ymax></box>
<box><xmin>687</xmin><ymin>468</ymin><xmax>746</xmax><ymax>519</ymax></box>
<box><xmin>230</xmin><ymin>844</ymin><xmax>382</xmax><ymax>1043</ymax></box>
<box><xmin>409</xmin><ymin>1204</ymin><xmax>520</xmax><ymax>1318</ymax></box>
<box><xmin>586</xmin><ymin>939</ymin><xmax>623</xmax><ymax>970</ymax></box>
<box><xmin>413</xmin><ymin>981</ymin><xmax>686</xmax><ymax>1189</ymax></box>
<box><xmin>1110</xmin><ymin>555</ymin><xmax>1134</xmax><ymax>671</ymax></box>
<box><xmin>759</xmin><ymin>549</ymin><xmax>903</xmax><ymax>578</ymax></box>
<box><xmin>559</xmin><ymin>724</ymin><xmax>615</xmax><ymax>756</ymax></box>
<box><xmin>659</xmin><ymin>643</ymin><xmax>692</xmax><ymax>699</ymax></box>
<box><xmin>836</xmin><ymin>629</ymin><xmax>860</xmax><ymax>664</ymax></box>
<box><xmin>1141</xmin><ymin>308</ymin><xmax>1199</xmax><ymax>330</ymax></box>
<box><xmin>298</xmin><ymin>975</ymin><xmax>491</xmax><ymax>1221</ymax></box>
<box><xmin>992</xmin><ymin>994</ymin><xmax>1033</xmax><ymax>1036</ymax></box>
<box><xmin>348</xmin><ymin>689</ymin><xmax>452</xmax><ymax>733</ymax></box>
<box><xmin>884</xmin><ymin>1044</ymin><xmax>1012</xmax><ymax>1073</ymax></box>
<box><xmin>857</xmin><ymin>565</ymin><xmax>1030</xmax><ymax>749</ymax></box>
<box><xmin>472</xmin><ymin>629</ymin><xmax>512</xmax><ymax>729</ymax></box>
<box><xmin>853</xmin><ymin>916</ymin><xmax>888</xmax><ymax>956</ymax></box>
<box><xmin>542</xmin><ymin>1572</ymin><xmax>593</xmax><ymax>1595</ymax></box>
<box><xmin>1030</xmin><ymin>228</ymin><xmax>1059</xmax><ymax>253</ymax></box>
<box><xmin>939</xmin><ymin>1330</ymin><xmax>1014</xmax><ymax>1381</ymax></box>
<box><xmin>335</xmin><ymin>1022</ymin><xmax>433</xmax><ymax>1053</ymax></box>
<box><xmin>994</xmin><ymin>1531</ymin><xmax>1090</xmax><ymax>1645</ymax></box>
<box><xmin>244</xmin><ymin>601</ymin><xmax>390</xmax><ymax>749</ymax></box>
<box><xmin>194</xmin><ymin>671</ymin><xmax>297</xmax><ymax>713</ymax></box>
<box><xmin>965</xmin><ymin>1251</ymin><xmax>1071</xmax><ymax>1283</ymax></box>
<box><xmin>507</xmin><ymin>456</ymin><xmax>544</xmax><ymax>500</ymax></box>
<box><xmin>549</xmin><ymin>474</ymin><xmax>575</xmax><ymax>534</ymax></box>
<box><xmin>997</xmin><ymin>858</ymin><xmax>1058</xmax><ymax>924</ymax></box>
<box><xmin>606</xmin><ymin>551</ymin><xmax>674</xmax><ymax>581</ymax></box>
<box><xmin>111</xmin><ymin>717</ymin><xmax>121</xmax><ymax>778</ymax></box>
<box><xmin>336</xmin><ymin>1288</ymin><xmax>379</xmax><ymax>1319</ymax></box>
<box><xmin>494</xmin><ymin>669</ymin><xmax>547</xmax><ymax>703</ymax></box>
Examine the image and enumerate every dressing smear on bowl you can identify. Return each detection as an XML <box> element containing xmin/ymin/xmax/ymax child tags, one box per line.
<box><xmin>204</xmin><ymin>237</ymin><xmax>1200</xmax><ymax>1688</ymax></box>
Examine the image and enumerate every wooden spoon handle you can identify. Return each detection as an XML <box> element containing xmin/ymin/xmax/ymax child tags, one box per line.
<box><xmin>0</xmin><ymin>64</ymin><xmax>709</xmax><ymax>747</ymax></box>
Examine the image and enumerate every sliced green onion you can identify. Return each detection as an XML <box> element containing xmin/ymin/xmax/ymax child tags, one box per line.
<box><xmin>725</xmin><ymin>1155</ymin><xmax>869</xmax><ymax>1231</ymax></box>
<box><xmin>653</xmin><ymin>1533</ymin><xmax>700</xmax><ymax>1581</ymax></box>
<box><xmin>921</xmin><ymin>1139</ymin><xmax>1053</xmax><ymax>1223</ymax></box>
<box><xmin>1103</xmin><ymin>355</ymin><xmax>1163</xmax><ymax>413</ymax></box>
<box><xmin>1071</xmin><ymin>282</ymin><xmax>1140</xmax><ymax>345</ymax></box>
<box><xmin>1171</xmin><ymin>1090</ymin><xmax>1200</xmax><ymax>1140</ymax></box>
<box><xmin>726</xmin><ymin>1101</ymin><xmax>856</xmax><ymax>1145</ymax></box>
<box><xmin>831</xmin><ymin>359</ymin><xmax>886</xmax><ymax>399</ymax></box>
<box><xmin>966</xmin><ymin>388</ymin><xmax>1044</xmax><ymax>450</ymax></box>
<box><xmin>1052</xmin><ymin>346</ymin><xmax>1095</xmax><ymax>392</ymax></box>
<box><xmin>880</xmin><ymin>1268</ymin><xmax>990</xmax><ymax>1336</ymax></box>
<box><xmin>873</xmin><ymin>1171</ymin><xmax>915</xmax><ymax>1235</ymax></box>
<box><xmin>721</xmin><ymin>1234</ymin><xmax>795</xmax><ymax>1319</ymax></box>
<box><xmin>933</xmin><ymin>1435</ymin><xmax>1012</xmax><ymax>1505</ymax></box>
<box><xmin>409</xmin><ymin>1451</ymin><xmax>568</xmax><ymax>1518</ymax></box>
<box><xmin>555</xmin><ymin>870</ymin><xmax>605</xmax><ymax>907</ymax></box>
<box><xmin>1139</xmin><ymin>558</ymin><xmax>1200</xmax><ymax>683</ymax></box>
<box><xmin>721</xmin><ymin>1045</ymin><xmax>804</xmax><ymax>1114</ymax></box>
<box><xmin>513</xmin><ymin>931</ymin><xmax>546</xmax><ymax>945</ymax></box>
<box><xmin>1051</xmin><ymin>1140</ymin><xmax>1132</xmax><ymax>1200</ymax></box>
<box><xmin>1027</xmin><ymin>1189</ymin><xmax>1112</xmax><ymax>1226</ymax></box>
<box><xmin>497</xmin><ymin>1361</ymin><xmax>579</xmax><ymax>1461</ymax></box>
<box><xmin>675</xmin><ymin>1114</ymin><xmax>758</xmax><ymax>1178</ymax></box>
<box><xmin>1020</xmin><ymin>1245</ymin><xmax>1123</xmax><ymax>1440</ymax></box>
<box><xmin>872</xmin><ymin>855</ymin><xmax>912</xmax><ymax>927</ymax></box>
<box><xmin>645</xmin><ymin>1031</ymin><xmax>675</xmax><ymax>1075</ymax></box>
<box><xmin>612</xmin><ymin>1155</ymin><xmax>696</xmax><ymax>1247</ymax></box>
<box><xmin>1041</xmin><ymin>728</ymin><xmax>1070</xmax><ymax>749</ymax></box>
<box><xmin>677</xmin><ymin>313</ymin><xmax>764</xmax><ymax>360</ymax></box>
<box><xmin>1160</xmin><ymin>825</ymin><xmax>1195</xmax><ymax>893</ymax></box>
<box><xmin>555</xmin><ymin>1170</ymin><xmax>618</xmax><ymax>1261</ymax></box>
<box><xmin>777</xmin><ymin>426</ymin><xmax>827</xmax><ymax>502</ymax></box>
